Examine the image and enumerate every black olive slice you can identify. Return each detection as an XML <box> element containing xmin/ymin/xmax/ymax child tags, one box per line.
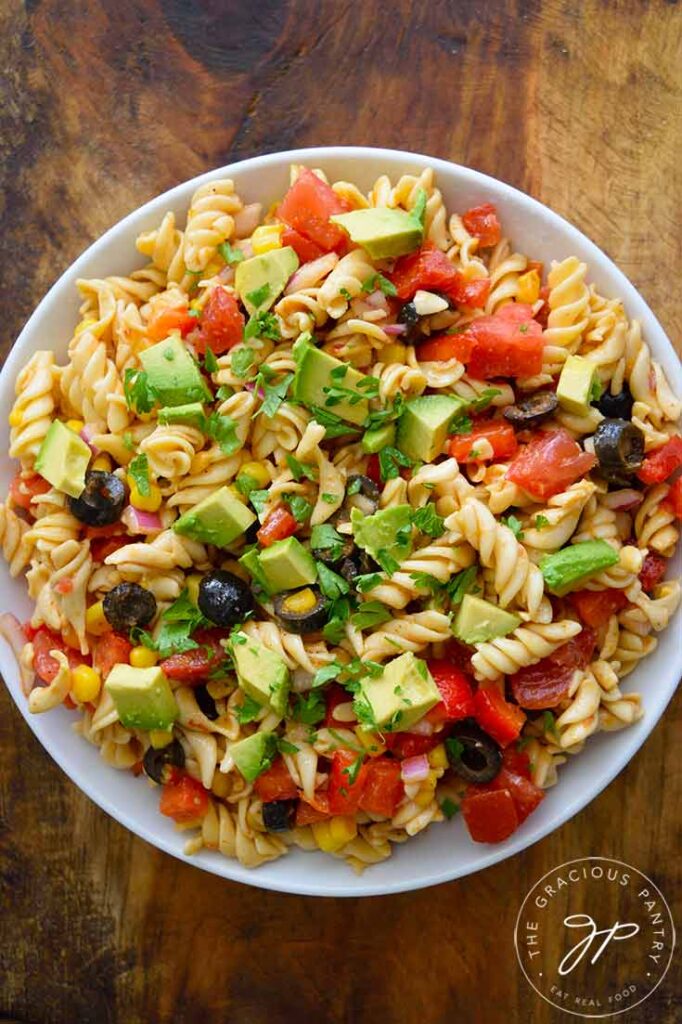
<box><xmin>69</xmin><ymin>471</ymin><xmax>127</xmax><ymax>526</ymax></box>
<box><xmin>143</xmin><ymin>738</ymin><xmax>185</xmax><ymax>785</ymax></box>
<box><xmin>503</xmin><ymin>391</ymin><xmax>558</xmax><ymax>428</ymax></box>
<box><xmin>262</xmin><ymin>799</ymin><xmax>297</xmax><ymax>833</ymax></box>
<box><xmin>338</xmin><ymin>547</ymin><xmax>375</xmax><ymax>585</ymax></box>
<box><xmin>103</xmin><ymin>582</ymin><xmax>157</xmax><ymax>633</ymax></box>
<box><xmin>595</xmin><ymin>384</ymin><xmax>634</xmax><ymax>420</ymax></box>
<box><xmin>398</xmin><ymin>301</ymin><xmax>420</xmax><ymax>330</ymax></box>
<box><xmin>273</xmin><ymin>586</ymin><xmax>328</xmax><ymax>634</ymax></box>
<box><xmin>198</xmin><ymin>570</ymin><xmax>254</xmax><ymax>627</ymax></box>
<box><xmin>593</xmin><ymin>419</ymin><xmax>645</xmax><ymax>478</ymax></box>
<box><xmin>345</xmin><ymin>475</ymin><xmax>380</xmax><ymax>516</ymax></box>
<box><xmin>446</xmin><ymin>719</ymin><xmax>503</xmax><ymax>784</ymax></box>
<box><xmin>195</xmin><ymin>684</ymin><xmax>219</xmax><ymax>721</ymax></box>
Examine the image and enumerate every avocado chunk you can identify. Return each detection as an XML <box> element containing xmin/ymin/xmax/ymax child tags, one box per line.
<box><xmin>557</xmin><ymin>355</ymin><xmax>598</xmax><ymax>416</ymax></box>
<box><xmin>362</xmin><ymin>422</ymin><xmax>396</xmax><ymax>454</ymax></box>
<box><xmin>541</xmin><ymin>540</ymin><xmax>620</xmax><ymax>596</ymax></box>
<box><xmin>231</xmin><ymin>635</ymin><xmax>290</xmax><ymax>716</ymax></box>
<box><xmin>230</xmin><ymin>731</ymin><xmax>277</xmax><ymax>783</ymax></box>
<box><xmin>173</xmin><ymin>486</ymin><xmax>256</xmax><ymax>547</ymax></box>
<box><xmin>140</xmin><ymin>334</ymin><xmax>211</xmax><ymax>407</ymax></box>
<box><xmin>330</xmin><ymin>207</ymin><xmax>424</xmax><ymax>260</ymax></box>
<box><xmin>258</xmin><ymin>536</ymin><xmax>317</xmax><ymax>594</ymax></box>
<box><xmin>351</xmin><ymin>505</ymin><xmax>413</xmax><ymax>566</ymax></box>
<box><xmin>355</xmin><ymin>652</ymin><xmax>440</xmax><ymax>731</ymax></box>
<box><xmin>452</xmin><ymin>594</ymin><xmax>521</xmax><ymax>645</ymax></box>
<box><xmin>157</xmin><ymin>402</ymin><xmax>206</xmax><ymax>429</ymax></box>
<box><xmin>235</xmin><ymin>246</ymin><xmax>299</xmax><ymax>315</ymax></box>
<box><xmin>292</xmin><ymin>336</ymin><xmax>369</xmax><ymax>426</ymax></box>
<box><xmin>238</xmin><ymin>547</ymin><xmax>274</xmax><ymax>595</ymax></box>
<box><xmin>397</xmin><ymin>394</ymin><xmax>468</xmax><ymax>462</ymax></box>
<box><xmin>34</xmin><ymin>420</ymin><xmax>92</xmax><ymax>498</ymax></box>
<box><xmin>105</xmin><ymin>664</ymin><xmax>178</xmax><ymax>731</ymax></box>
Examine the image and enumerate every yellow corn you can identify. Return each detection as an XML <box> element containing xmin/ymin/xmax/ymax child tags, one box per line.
<box><xmin>428</xmin><ymin>743</ymin><xmax>449</xmax><ymax>770</ymax></box>
<box><xmin>251</xmin><ymin>224</ymin><xmax>284</xmax><ymax>255</ymax></box>
<box><xmin>74</xmin><ymin>317</ymin><xmax>97</xmax><ymax>337</ymax></box>
<box><xmin>312</xmin><ymin>816</ymin><xmax>357</xmax><ymax>853</ymax></box>
<box><xmin>149</xmin><ymin>729</ymin><xmax>174</xmax><ymax>749</ymax></box>
<box><xmin>517</xmin><ymin>269</ymin><xmax>541</xmax><ymax>305</ymax></box>
<box><xmin>186</xmin><ymin>573</ymin><xmax>203</xmax><ymax>606</ymax></box>
<box><xmin>355</xmin><ymin>727</ymin><xmax>387</xmax><ymax>758</ymax></box>
<box><xmin>71</xmin><ymin>664</ymin><xmax>102</xmax><ymax>703</ymax></box>
<box><xmin>130</xmin><ymin>645</ymin><xmax>158</xmax><ymax>668</ymax></box>
<box><xmin>66</xmin><ymin>418</ymin><xmax>85</xmax><ymax>434</ymax></box>
<box><xmin>128</xmin><ymin>478</ymin><xmax>162</xmax><ymax>512</ymax></box>
<box><xmin>382</xmin><ymin>342</ymin><xmax>408</xmax><ymax>364</ymax></box>
<box><xmin>238</xmin><ymin>461</ymin><xmax>270</xmax><ymax>489</ymax></box>
<box><xmin>85</xmin><ymin>601</ymin><xmax>109</xmax><ymax>636</ymax></box>
<box><xmin>227</xmin><ymin>484</ymin><xmax>247</xmax><ymax>505</ymax></box>
<box><xmin>8</xmin><ymin>408</ymin><xmax>22</xmax><ymax>427</ymax></box>
<box><xmin>414</xmin><ymin>787</ymin><xmax>435</xmax><ymax>808</ymax></box>
<box><xmin>282</xmin><ymin>587</ymin><xmax>317</xmax><ymax>614</ymax></box>
<box><xmin>92</xmin><ymin>454</ymin><xmax>113</xmax><ymax>472</ymax></box>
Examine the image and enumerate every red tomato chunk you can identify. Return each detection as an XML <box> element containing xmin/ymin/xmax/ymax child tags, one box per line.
<box><xmin>449</xmin><ymin>421</ymin><xmax>518</xmax><ymax>463</ymax></box>
<box><xmin>159</xmin><ymin>774</ymin><xmax>210</xmax><ymax>823</ymax></box>
<box><xmin>32</xmin><ymin>627</ymin><xmax>89</xmax><ymax>684</ymax></box>
<box><xmin>9</xmin><ymin>471</ymin><xmax>51</xmax><ymax>512</ymax></box>
<box><xmin>473</xmin><ymin>685</ymin><xmax>526</xmax><ymax>748</ymax></box>
<box><xmin>507</xmin><ymin>428</ymin><xmax>596</xmax><ymax>501</ymax></box>
<box><xmin>358</xmin><ymin>758</ymin><xmax>404</xmax><ymax>818</ymax></box>
<box><xmin>461</xmin><ymin>788</ymin><xmax>519</xmax><ymax>843</ymax></box>
<box><xmin>569</xmin><ymin>588</ymin><xmax>629</xmax><ymax>628</ymax></box>
<box><xmin>461</xmin><ymin>203</ymin><xmax>502</xmax><ymax>248</ymax></box>
<box><xmin>257</xmin><ymin>505</ymin><xmax>297</xmax><ymax>548</ymax></box>
<box><xmin>639</xmin><ymin>552</ymin><xmax>668</xmax><ymax>593</ymax></box>
<box><xmin>464</xmin><ymin>304</ymin><xmax>544</xmax><ymax>380</ymax></box>
<box><xmin>390</xmin><ymin>242</ymin><xmax>490</xmax><ymax>308</ymax></box>
<box><xmin>509</xmin><ymin>628</ymin><xmax>596</xmax><ymax>710</ymax></box>
<box><xmin>194</xmin><ymin>287</ymin><xmax>245</xmax><ymax>356</ymax></box>
<box><xmin>147</xmin><ymin>305</ymin><xmax>196</xmax><ymax>343</ymax></box>
<box><xmin>327</xmin><ymin>750</ymin><xmax>369</xmax><ymax>815</ymax></box>
<box><xmin>254</xmin><ymin>758</ymin><xmax>299</xmax><ymax>802</ymax></box>
<box><xmin>636</xmin><ymin>435</ymin><xmax>682</xmax><ymax>485</ymax></box>
<box><xmin>160</xmin><ymin>629</ymin><xmax>226</xmax><ymax>682</ymax></box>
<box><xmin>92</xmin><ymin>633</ymin><xmax>131</xmax><ymax>681</ymax></box>
<box><xmin>278</xmin><ymin>168</ymin><xmax>351</xmax><ymax>253</ymax></box>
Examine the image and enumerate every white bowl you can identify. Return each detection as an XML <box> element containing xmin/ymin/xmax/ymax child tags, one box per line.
<box><xmin>2</xmin><ymin>147</ymin><xmax>680</xmax><ymax>897</ymax></box>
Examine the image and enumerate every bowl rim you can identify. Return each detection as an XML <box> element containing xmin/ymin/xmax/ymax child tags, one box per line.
<box><xmin>2</xmin><ymin>145</ymin><xmax>681</xmax><ymax>897</ymax></box>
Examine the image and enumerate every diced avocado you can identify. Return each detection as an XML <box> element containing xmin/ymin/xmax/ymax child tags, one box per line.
<box><xmin>231</xmin><ymin>636</ymin><xmax>290</xmax><ymax>717</ymax></box>
<box><xmin>330</xmin><ymin>207</ymin><xmax>424</xmax><ymax>261</ymax></box>
<box><xmin>356</xmin><ymin>652</ymin><xmax>440</xmax><ymax>730</ymax></box>
<box><xmin>452</xmin><ymin>594</ymin><xmax>521</xmax><ymax>644</ymax></box>
<box><xmin>238</xmin><ymin>547</ymin><xmax>274</xmax><ymax>595</ymax></box>
<box><xmin>235</xmin><ymin>246</ymin><xmax>299</xmax><ymax>315</ymax></box>
<box><xmin>34</xmin><ymin>420</ymin><xmax>92</xmax><ymax>498</ymax></box>
<box><xmin>351</xmin><ymin>505</ymin><xmax>413</xmax><ymax>566</ymax></box>
<box><xmin>362</xmin><ymin>422</ymin><xmax>396</xmax><ymax>454</ymax></box>
<box><xmin>105</xmin><ymin>664</ymin><xmax>178</xmax><ymax>731</ymax></box>
<box><xmin>157</xmin><ymin>402</ymin><xmax>206</xmax><ymax>428</ymax></box>
<box><xmin>557</xmin><ymin>355</ymin><xmax>598</xmax><ymax>416</ymax></box>
<box><xmin>230</xmin><ymin>731</ymin><xmax>277</xmax><ymax>783</ymax></box>
<box><xmin>140</xmin><ymin>334</ymin><xmax>211</xmax><ymax>407</ymax></box>
<box><xmin>292</xmin><ymin>336</ymin><xmax>368</xmax><ymax>426</ymax></box>
<box><xmin>173</xmin><ymin>485</ymin><xmax>255</xmax><ymax>547</ymax></box>
<box><xmin>258</xmin><ymin>536</ymin><xmax>317</xmax><ymax>594</ymax></box>
<box><xmin>396</xmin><ymin>395</ymin><xmax>468</xmax><ymax>462</ymax></box>
<box><xmin>541</xmin><ymin>540</ymin><xmax>620</xmax><ymax>596</ymax></box>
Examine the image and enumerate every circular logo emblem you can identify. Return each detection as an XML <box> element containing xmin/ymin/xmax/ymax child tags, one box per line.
<box><xmin>514</xmin><ymin>857</ymin><xmax>675</xmax><ymax>1018</ymax></box>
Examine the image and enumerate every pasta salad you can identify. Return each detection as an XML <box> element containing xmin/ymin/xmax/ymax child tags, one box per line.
<box><xmin>2</xmin><ymin>164</ymin><xmax>681</xmax><ymax>872</ymax></box>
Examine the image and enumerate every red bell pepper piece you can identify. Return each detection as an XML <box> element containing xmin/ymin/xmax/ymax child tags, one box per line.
<box><xmin>461</xmin><ymin>787</ymin><xmax>519</xmax><ymax>843</ymax></box>
<box><xmin>473</xmin><ymin>686</ymin><xmax>526</xmax><ymax>748</ymax></box>
<box><xmin>358</xmin><ymin>758</ymin><xmax>404</xmax><ymax>817</ymax></box>
<box><xmin>257</xmin><ymin>505</ymin><xmax>298</xmax><ymax>548</ymax></box>
<box><xmin>637</xmin><ymin>436</ymin><xmax>682</xmax><ymax>485</ymax></box>
<box><xmin>425</xmin><ymin>660</ymin><xmax>475</xmax><ymax>726</ymax></box>
<box><xmin>159</xmin><ymin>774</ymin><xmax>210</xmax><ymax>823</ymax></box>
<box><xmin>448</xmin><ymin>421</ymin><xmax>518</xmax><ymax>463</ymax></box>
<box><xmin>254</xmin><ymin>757</ymin><xmax>299</xmax><ymax>802</ymax></box>
<box><xmin>327</xmin><ymin>749</ymin><xmax>369</xmax><ymax>815</ymax></box>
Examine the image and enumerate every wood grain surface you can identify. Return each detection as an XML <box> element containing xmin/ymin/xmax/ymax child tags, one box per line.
<box><xmin>1</xmin><ymin>2</ymin><xmax>680</xmax><ymax>1022</ymax></box>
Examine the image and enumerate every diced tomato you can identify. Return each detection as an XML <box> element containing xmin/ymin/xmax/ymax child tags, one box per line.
<box><xmin>639</xmin><ymin>551</ymin><xmax>668</xmax><ymax>593</ymax></box>
<box><xmin>461</xmin><ymin>787</ymin><xmax>519</xmax><ymax>843</ymax></box>
<box><xmin>93</xmin><ymin>632</ymin><xmax>132</xmax><ymax>680</ymax></box>
<box><xmin>84</xmin><ymin>523</ymin><xmax>127</xmax><ymax>540</ymax></box>
<box><xmin>390</xmin><ymin>242</ymin><xmax>489</xmax><ymax>308</ymax></box>
<box><xmin>159</xmin><ymin>773</ymin><xmax>210</xmax><ymax>823</ymax></box>
<box><xmin>281</xmin><ymin>225</ymin><xmax>327</xmax><ymax>264</ymax></box>
<box><xmin>509</xmin><ymin>627</ymin><xmax>596</xmax><ymax>710</ymax></box>
<box><xmin>665</xmin><ymin>476</ymin><xmax>682</xmax><ymax>518</ymax></box>
<box><xmin>383</xmin><ymin>731</ymin><xmax>442</xmax><ymax>758</ymax></box>
<box><xmin>278</xmin><ymin>168</ymin><xmax>351</xmax><ymax>253</ymax></box>
<box><xmin>9</xmin><ymin>471</ymin><xmax>51</xmax><ymax>512</ymax></box>
<box><xmin>507</xmin><ymin>428</ymin><xmax>597</xmax><ymax>501</ymax></box>
<box><xmin>569</xmin><ymin>588</ymin><xmax>629</xmax><ymax>628</ymax></box>
<box><xmin>32</xmin><ymin>628</ymin><xmax>89</xmax><ymax>684</ymax></box>
<box><xmin>448</xmin><ymin>277</ymin><xmax>491</xmax><ymax>309</ymax></box>
<box><xmin>441</xmin><ymin>638</ymin><xmax>476</xmax><ymax>675</ymax></box>
<box><xmin>90</xmin><ymin>536</ymin><xmax>130</xmax><ymax>562</ymax></box>
<box><xmin>425</xmin><ymin>660</ymin><xmax>475</xmax><ymax>726</ymax></box>
<box><xmin>473</xmin><ymin>686</ymin><xmax>526</xmax><ymax>748</ymax></box>
<box><xmin>257</xmin><ymin>505</ymin><xmax>297</xmax><ymax>547</ymax></box>
<box><xmin>461</xmin><ymin>203</ymin><xmax>502</xmax><ymax>248</ymax></box>
<box><xmin>365</xmin><ymin>453</ymin><xmax>381</xmax><ymax>485</ymax></box>
<box><xmin>462</xmin><ymin>303</ymin><xmax>544</xmax><ymax>379</ymax></box>
<box><xmin>194</xmin><ymin>287</ymin><xmax>245</xmax><ymax>356</ymax></box>
<box><xmin>324</xmin><ymin>683</ymin><xmax>351</xmax><ymax>727</ymax></box>
<box><xmin>147</xmin><ymin>305</ymin><xmax>196</xmax><ymax>343</ymax></box>
<box><xmin>358</xmin><ymin>758</ymin><xmax>404</xmax><ymax>817</ymax></box>
<box><xmin>637</xmin><ymin>436</ymin><xmax>682</xmax><ymax>485</ymax></box>
<box><xmin>328</xmin><ymin>749</ymin><xmax>369</xmax><ymax>815</ymax></box>
<box><xmin>160</xmin><ymin>629</ymin><xmax>226</xmax><ymax>683</ymax></box>
<box><xmin>484</xmin><ymin>767</ymin><xmax>545</xmax><ymax>824</ymax></box>
<box><xmin>416</xmin><ymin>332</ymin><xmax>473</xmax><ymax>363</ymax></box>
<box><xmin>503</xmin><ymin>746</ymin><xmax>532</xmax><ymax>779</ymax></box>
<box><xmin>295</xmin><ymin>791</ymin><xmax>332</xmax><ymax>825</ymax></box>
<box><xmin>254</xmin><ymin>757</ymin><xmax>299</xmax><ymax>802</ymax></box>
<box><xmin>449</xmin><ymin>421</ymin><xmax>518</xmax><ymax>463</ymax></box>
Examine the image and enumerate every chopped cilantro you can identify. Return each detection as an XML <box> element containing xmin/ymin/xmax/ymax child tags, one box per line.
<box><xmin>316</xmin><ymin>562</ymin><xmax>350</xmax><ymax>600</ymax></box>
<box><xmin>378</xmin><ymin>445</ymin><xmax>412</xmax><ymax>481</ymax></box>
<box><xmin>470</xmin><ymin>388</ymin><xmax>502</xmax><ymax>412</ymax></box>
<box><xmin>291</xmin><ymin>690</ymin><xmax>326</xmax><ymax>725</ymax></box>
<box><xmin>310</xmin><ymin>405</ymin><xmax>360</xmax><ymax>438</ymax></box>
<box><xmin>286</xmin><ymin>453</ymin><xmax>316</xmax><ymax>482</ymax></box>
<box><xmin>340</xmin><ymin>287</ymin><xmax>352</xmax><ymax>301</ymax></box>
<box><xmin>589</xmin><ymin>377</ymin><xmax>603</xmax><ymax>402</ymax></box>
<box><xmin>502</xmin><ymin>514</ymin><xmax>525</xmax><ymax>540</ymax></box>
<box><xmin>133</xmin><ymin>588</ymin><xmax>209</xmax><ymax>659</ymax></box>
<box><xmin>259</xmin><ymin>372</ymin><xmax>293</xmax><ymax>419</ymax></box>
<box><xmin>447</xmin><ymin>565</ymin><xmax>478</xmax><ymax>605</ymax></box>
<box><xmin>445</xmin><ymin>737</ymin><xmax>464</xmax><ymax>762</ymax></box>
<box><xmin>322</xmin><ymin>370</ymin><xmax>380</xmax><ymax>408</ymax></box>
<box><xmin>248</xmin><ymin>489</ymin><xmax>270</xmax><ymax>517</ymax></box>
<box><xmin>354</xmin><ymin>572</ymin><xmax>382</xmax><ymax>593</ymax></box>
<box><xmin>128</xmin><ymin>453</ymin><xmax>151</xmax><ymax>497</ymax></box>
<box><xmin>276</xmin><ymin>738</ymin><xmax>299</xmax><ymax>755</ymax></box>
<box><xmin>535</xmin><ymin>514</ymin><xmax>550</xmax><ymax>530</ymax></box>
<box><xmin>441</xmin><ymin>797</ymin><xmax>459</xmax><ymax>820</ymax></box>
<box><xmin>123</xmin><ymin>432</ymin><xmax>134</xmax><ymax>452</ymax></box>
<box><xmin>310</xmin><ymin>523</ymin><xmax>346</xmax><ymax>561</ymax></box>
<box><xmin>448</xmin><ymin>412</ymin><xmax>474</xmax><ymax>436</ymax></box>
<box><xmin>412</xmin><ymin>504</ymin><xmax>445</xmax><ymax>538</ymax></box>
<box><xmin>218</xmin><ymin>241</ymin><xmax>244</xmax><ymax>265</ymax></box>
<box><xmin>351</xmin><ymin>601</ymin><xmax>392</xmax><ymax>630</ymax></box>
<box><xmin>346</xmin><ymin>477</ymin><xmax>362</xmax><ymax>496</ymax></box>
<box><xmin>284</xmin><ymin>494</ymin><xmax>313</xmax><ymax>523</ymax></box>
<box><xmin>361</xmin><ymin>273</ymin><xmax>397</xmax><ymax>297</ymax></box>
<box><xmin>204</xmin><ymin>412</ymin><xmax>240</xmax><ymax>455</ymax></box>
<box><xmin>342</xmin><ymin>754</ymin><xmax>366</xmax><ymax>785</ymax></box>
<box><xmin>322</xmin><ymin>596</ymin><xmax>352</xmax><ymax>644</ymax></box>
<box><xmin>311</xmin><ymin>661</ymin><xmax>342</xmax><ymax>689</ymax></box>
<box><xmin>123</xmin><ymin>368</ymin><xmax>158</xmax><ymax>414</ymax></box>
<box><xmin>352</xmin><ymin>692</ymin><xmax>378</xmax><ymax>731</ymax></box>
<box><xmin>234</xmin><ymin>695</ymin><xmax>262</xmax><ymax>724</ymax></box>
<box><xmin>320</xmin><ymin>492</ymin><xmax>339</xmax><ymax>504</ymax></box>
<box><xmin>244</xmin><ymin>310</ymin><xmax>281</xmax><ymax>342</ymax></box>
<box><xmin>216</xmin><ymin>385</ymin><xmax>234</xmax><ymax>401</ymax></box>
<box><xmin>376</xmin><ymin>549</ymin><xmax>400</xmax><ymax>575</ymax></box>
<box><xmin>202</xmin><ymin>347</ymin><xmax>219</xmax><ymax>373</ymax></box>
<box><xmin>231</xmin><ymin>346</ymin><xmax>255</xmax><ymax>379</ymax></box>
<box><xmin>235</xmin><ymin>473</ymin><xmax>260</xmax><ymax>498</ymax></box>
<box><xmin>543</xmin><ymin>710</ymin><xmax>559</xmax><ymax>738</ymax></box>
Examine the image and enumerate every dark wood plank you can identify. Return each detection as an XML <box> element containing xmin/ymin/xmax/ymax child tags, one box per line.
<box><xmin>0</xmin><ymin>2</ymin><xmax>680</xmax><ymax>1022</ymax></box>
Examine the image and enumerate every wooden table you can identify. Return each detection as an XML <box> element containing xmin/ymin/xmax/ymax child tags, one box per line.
<box><xmin>1</xmin><ymin>2</ymin><xmax>680</xmax><ymax>1021</ymax></box>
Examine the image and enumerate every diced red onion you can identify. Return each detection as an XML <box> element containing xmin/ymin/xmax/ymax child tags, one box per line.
<box><xmin>400</xmin><ymin>754</ymin><xmax>430</xmax><ymax>783</ymax></box>
<box><xmin>121</xmin><ymin>505</ymin><xmax>163</xmax><ymax>533</ymax></box>
<box><xmin>0</xmin><ymin>613</ymin><xmax>32</xmax><ymax>696</ymax></box>
<box><xmin>244</xmin><ymin>381</ymin><xmax>265</xmax><ymax>399</ymax></box>
<box><xmin>79</xmin><ymin>425</ymin><xmax>100</xmax><ymax>455</ymax></box>
<box><xmin>234</xmin><ymin>203</ymin><xmax>263</xmax><ymax>237</ymax></box>
<box><xmin>605</xmin><ymin>489</ymin><xmax>644</xmax><ymax>512</ymax></box>
<box><xmin>364</xmin><ymin>289</ymin><xmax>388</xmax><ymax>310</ymax></box>
<box><xmin>383</xmin><ymin>323</ymin><xmax>407</xmax><ymax>336</ymax></box>
<box><xmin>407</xmin><ymin>718</ymin><xmax>436</xmax><ymax>736</ymax></box>
<box><xmin>285</xmin><ymin>252</ymin><xmax>339</xmax><ymax>294</ymax></box>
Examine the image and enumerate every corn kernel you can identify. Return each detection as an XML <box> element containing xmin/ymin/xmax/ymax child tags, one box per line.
<box><xmin>186</xmin><ymin>573</ymin><xmax>203</xmax><ymax>605</ymax></box>
<box><xmin>8</xmin><ymin>408</ymin><xmax>22</xmax><ymax>427</ymax></box>
<box><xmin>74</xmin><ymin>317</ymin><xmax>97</xmax><ymax>337</ymax></box>
<box><xmin>415</xmin><ymin>787</ymin><xmax>435</xmax><ymax>808</ymax></box>
<box><xmin>238</xmin><ymin>461</ymin><xmax>270</xmax><ymax>489</ymax></box>
<box><xmin>71</xmin><ymin>664</ymin><xmax>102</xmax><ymax>703</ymax></box>
<box><xmin>130</xmin><ymin>645</ymin><xmax>158</xmax><ymax>668</ymax></box>
<box><xmin>382</xmin><ymin>342</ymin><xmax>408</xmax><ymax>364</ymax></box>
<box><xmin>227</xmin><ymin>484</ymin><xmax>247</xmax><ymax>505</ymax></box>
<box><xmin>311</xmin><ymin>816</ymin><xmax>357</xmax><ymax>853</ymax></box>
<box><xmin>149</xmin><ymin>729</ymin><xmax>174</xmax><ymax>749</ymax></box>
<box><xmin>251</xmin><ymin>224</ymin><xmax>284</xmax><ymax>255</ymax></box>
<box><xmin>281</xmin><ymin>587</ymin><xmax>317</xmax><ymax>614</ymax></box>
<box><xmin>66</xmin><ymin>419</ymin><xmax>85</xmax><ymax>434</ymax></box>
<box><xmin>85</xmin><ymin>601</ymin><xmax>110</xmax><ymax>636</ymax></box>
<box><xmin>354</xmin><ymin>727</ymin><xmax>387</xmax><ymax>758</ymax></box>
<box><xmin>517</xmin><ymin>268</ymin><xmax>541</xmax><ymax>305</ymax></box>
<box><xmin>128</xmin><ymin>479</ymin><xmax>162</xmax><ymax>512</ymax></box>
<box><xmin>92</xmin><ymin>454</ymin><xmax>113</xmax><ymax>472</ymax></box>
<box><xmin>428</xmin><ymin>743</ymin><xmax>448</xmax><ymax>770</ymax></box>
